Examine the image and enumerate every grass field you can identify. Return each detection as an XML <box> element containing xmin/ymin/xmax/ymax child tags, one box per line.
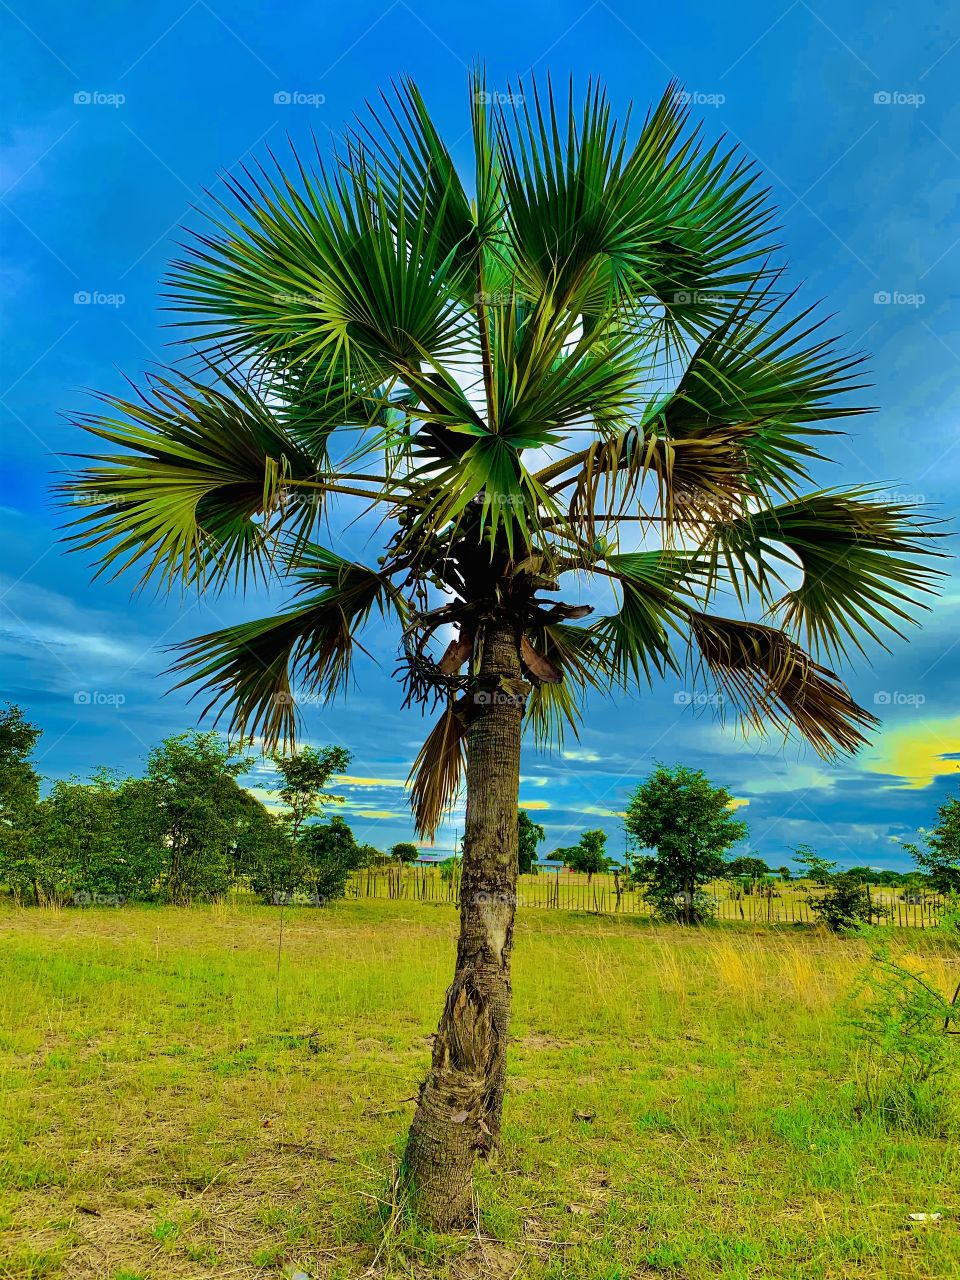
<box><xmin>1</xmin><ymin>901</ymin><xmax>958</xmax><ymax>1279</ymax></box>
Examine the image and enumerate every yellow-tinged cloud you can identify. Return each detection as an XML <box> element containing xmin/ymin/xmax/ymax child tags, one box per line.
<box><xmin>353</xmin><ymin>809</ymin><xmax>396</xmax><ymax>820</ymax></box>
<box><xmin>865</xmin><ymin>716</ymin><xmax>960</xmax><ymax>789</ymax></box>
<box><xmin>728</xmin><ymin>797</ymin><xmax>750</xmax><ymax>810</ymax></box>
<box><xmin>580</xmin><ymin>804</ymin><xmax>625</xmax><ymax>818</ymax></box>
<box><xmin>334</xmin><ymin>775</ymin><xmax>407</xmax><ymax>788</ymax></box>
<box><xmin>519</xmin><ymin>799</ymin><xmax>549</xmax><ymax>810</ymax></box>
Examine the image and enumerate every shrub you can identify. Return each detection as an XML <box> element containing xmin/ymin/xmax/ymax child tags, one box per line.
<box><xmin>849</xmin><ymin>942</ymin><xmax>958</xmax><ymax>1131</ymax></box>
<box><xmin>439</xmin><ymin>855</ymin><xmax>461</xmax><ymax>884</ymax></box>
<box><xmin>809</xmin><ymin>870</ymin><xmax>884</xmax><ymax>932</ymax></box>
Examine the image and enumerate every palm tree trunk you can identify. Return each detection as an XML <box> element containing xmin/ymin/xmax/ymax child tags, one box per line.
<box><xmin>402</xmin><ymin>620</ymin><xmax>524</xmax><ymax>1229</ymax></box>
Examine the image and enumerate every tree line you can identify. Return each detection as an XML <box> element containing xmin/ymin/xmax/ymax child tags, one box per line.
<box><xmin>534</xmin><ymin>763</ymin><xmax>960</xmax><ymax>930</ymax></box>
<box><xmin>2</xmin><ymin>705</ymin><xmax>957</xmax><ymax>922</ymax></box>
<box><xmin>0</xmin><ymin>704</ymin><xmax>390</xmax><ymax>906</ymax></box>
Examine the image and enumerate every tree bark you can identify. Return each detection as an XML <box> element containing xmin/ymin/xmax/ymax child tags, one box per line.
<box><xmin>402</xmin><ymin>620</ymin><xmax>524</xmax><ymax>1229</ymax></box>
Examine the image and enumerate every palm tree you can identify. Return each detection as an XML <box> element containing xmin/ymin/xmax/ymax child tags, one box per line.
<box><xmin>61</xmin><ymin>75</ymin><xmax>941</xmax><ymax>1227</ymax></box>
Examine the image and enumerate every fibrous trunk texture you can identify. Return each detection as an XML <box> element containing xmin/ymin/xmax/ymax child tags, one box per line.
<box><xmin>402</xmin><ymin>621</ymin><xmax>524</xmax><ymax>1229</ymax></box>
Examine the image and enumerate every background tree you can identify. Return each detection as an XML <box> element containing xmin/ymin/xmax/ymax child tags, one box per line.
<box><xmin>726</xmin><ymin>853</ymin><xmax>771</xmax><ymax>895</ymax></box>
<box><xmin>727</xmin><ymin>854</ymin><xmax>770</xmax><ymax>879</ymax></box>
<box><xmin>272</xmin><ymin>745</ymin><xmax>351</xmax><ymax>844</ymax></box>
<box><xmin>0</xmin><ymin>705</ymin><xmax>42</xmax><ymax>902</ymax></box>
<box><xmin>518</xmin><ymin>809</ymin><xmax>544</xmax><ymax>875</ymax></box>
<box><xmin>298</xmin><ymin>815</ymin><xmax>365</xmax><ymax>902</ymax></box>
<box><xmin>241</xmin><ymin>811</ymin><xmax>295</xmax><ymax>902</ymax></box>
<box><xmin>562</xmin><ymin>828</ymin><xmax>610</xmax><ymax>882</ymax></box>
<box><xmin>142</xmin><ymin>732</ymin><xmax>259</xmax><ymax>904</ymax></box>
<box><xmin>905</xmin><ymin>797</ymin><xmax>960</xmax><ymax>895</ymax></box>
<box><xmin>246</xmin><ymin>744</ymin><xmax>350</xmax><ymax>898</ymax></box>
<box><xmin>873</xmin><ymin>868</ymin><xmax>908</xmax><ymax>888</ymax></box>
<box><xmin>845</xmin><ymin>865</ymin><xmax>876</xmax><ymax>883</ymax></box>
<box><xmin>627</xmin><ymin>765</ymin><xmax>748</xmax><ymax>922</ymax></box>
<box><xmin>61</xmin><ymin>75</ymin><xmax>941</xmax><ymax>1226</ymax></box>
<box><xmin>34</xmin><ymin>770</ymin><xmax>162</xmax><ymax>905</ymax></box>
<box><xmin>390</xmin><ymin>842</ymin><xmax>420</xmax><ymax>866</ymax></box>
<box><xmin>793</xmin><ymin>845</ymin><xmax>837</xmax><ymax>886</ymax></box>
<box><xmin>356</xmin><ymin>843</ymin><xmax>385</xmax><ymax>868</ymax></box>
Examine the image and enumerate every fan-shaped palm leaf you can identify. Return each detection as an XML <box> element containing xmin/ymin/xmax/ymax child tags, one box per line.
<box><xmin>61</xmin><ymin>367</ymin><xmax>319</xmax><ymax>591</ymax></box>
<box><xmin>170</xmin><ymin>547</ymin><xmax>404</xmax><ymax>744</ymax></box>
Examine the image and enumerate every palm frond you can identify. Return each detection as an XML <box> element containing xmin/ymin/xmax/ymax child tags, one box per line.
<box><xmin>408</xmin><ymin>700</ymin><xmax>466</xmax><ymax>838</ymax></box>
<box><xmin>590</xmin><ymin>552</ymin><xmax>690</xmax><ymax>687</ymax></box>
<box><xmin>495</xmin><ymin>79</ymin><xmax>776</xmax><ymax>332</ymax></box>
<box><xmin>523</xmin><ymin>620</ymin><xmax>614</xmax><ymax>748</ymax></box>
<box><xmin>525</xmin><ymin>680</ymin><xmax>583</xmax><ymax>749</ymax></box>
<box><xmin>167</xmin><ymin>142</ymin><xmax>474</xmax><ymax>381</ymax></box>
<box><xmin>689</xmin><ymin>611</ymin><xmax>876</xmax><ymax>757</ymax></box>
<box><xmin>60</xmin><ymin>366</ymin><xmax>318</xmax><ymax>591</ymax></box>
<box><xmin>705</xmin><ymin>489</ymin><xmax>944</xmax><ymax>659</ymax></box>
<box><xmin>170</xmin><ymin>547</ymin><xmax>404</xmax><ymax>747</ymax></box>
<box><xmin>559</xmin><ymin>285</ymin><xmax>869</xmax><ymax>535</ymax></box>
<box><xmin>348</xmin><ymin>74</ymin><xmax>503</xmax><ymax>299</ymax></box>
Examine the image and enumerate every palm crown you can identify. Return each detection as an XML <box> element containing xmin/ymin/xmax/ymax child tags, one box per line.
<box><xmin>63</xmin><ymin>74</ymin><xmax>940</xmax><ymax>836</ymax></box>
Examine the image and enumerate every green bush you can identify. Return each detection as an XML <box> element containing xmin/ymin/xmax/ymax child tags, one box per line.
<box><xmin>809</xmin><ymin>870</ymin><xmax>884</xmax><ymax>932</ymax></box>
<box><xmin>849</xmin><ymin>941</ymin><xmax>958</xmax><ymax>1132</ymax></box>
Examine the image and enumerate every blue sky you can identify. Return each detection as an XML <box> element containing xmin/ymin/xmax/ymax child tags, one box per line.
<box><xmin>2</xmin><ymin>0</ymin><xmax>959</xmax><ymax>868</ymax></box>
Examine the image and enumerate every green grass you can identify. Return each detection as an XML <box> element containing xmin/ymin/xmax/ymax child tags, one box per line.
<box><xmin>0</xmin><ymin>899</ymin><xmax>957</xmax><ymax>1278</ymax></box>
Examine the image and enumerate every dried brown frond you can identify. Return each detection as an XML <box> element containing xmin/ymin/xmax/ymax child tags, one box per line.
<box><xmin>407</xmin><ymin>700</ymin><xmax>467</xmax><ymax>838</ymax></box>
<box><xmin>567</xmin><ymin>421</ymin><xmax>752</xmax><ymax>542</ymax></box>
<box><xmin>688</xmin><ymin>611</ymin><xmax>876</xmax><ymax>757</ymax></box>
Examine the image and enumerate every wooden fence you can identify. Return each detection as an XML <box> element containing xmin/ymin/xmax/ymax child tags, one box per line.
<box><xmin>347</xmin><ymin>866</ymin><xmax>947</xmax><ymax>929</ymax></box>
